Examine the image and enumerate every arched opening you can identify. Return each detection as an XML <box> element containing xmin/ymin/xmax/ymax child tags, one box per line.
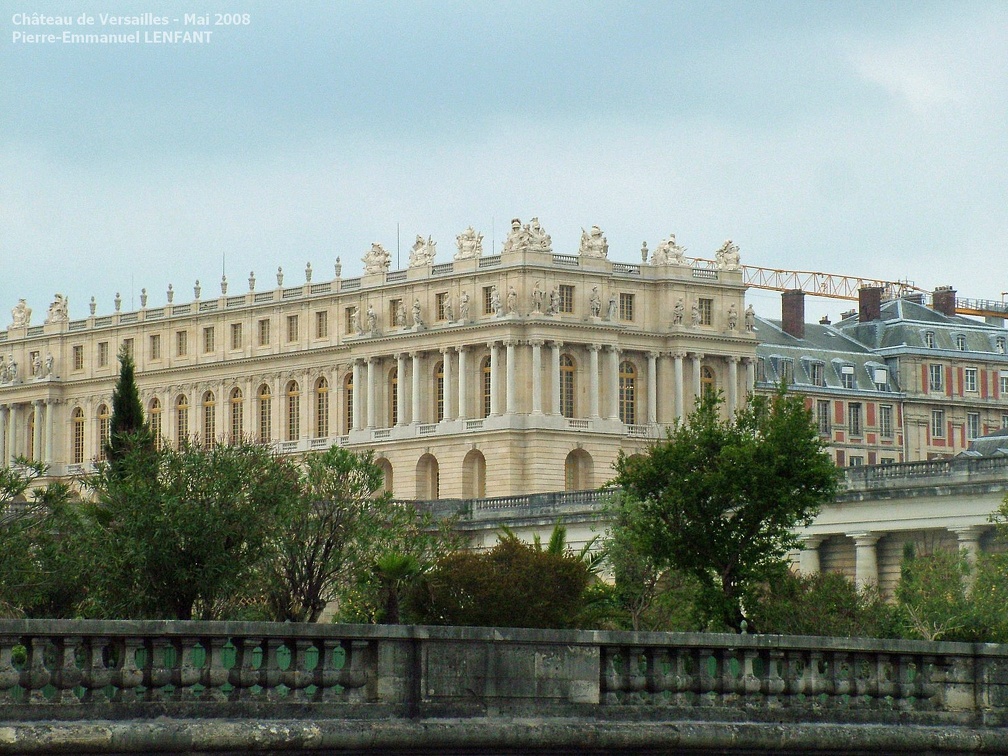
<box><xmin>149</xmin><ymin>398</ymin><xmax>163</xmax><ymax>450</ymax></box>
<box><xmin>564</xmin><ymin>448</ymin><xmax>594</xmax><ymax>491</ymax></box>
<box><xmin>71</xmin><ymin>407</ymin><xmax>85</xmax><ymax>464</ymax></box>
<box><xmin>258</xmin><ymin>384</ymin><xmax>272</xmax><ymax>442</ymax></box>
<box><xmin>175</xmin><ymin>394</ymin><xmax>189</xmax><ymax>448</ymax></box>
<box><xmin>229</xmin><ymin>387</ymin><xmax>243</xmax><ymax>443</ymax></box>
<box><xmin>315</xmin><ymin>377</ymin><xmax>329</xmax><ymax>439</ymax></box>
<box><xmin>619</xmin><ymin>361</ymin><xmax>637</xmax><ymax>424</ymax></box>
<box><xmin>433</xmin><ymin>360</ymin><xmax>445</xmax><ymax>422</ymax></box>
<box><xmin>701</xmin><ymin>365</ymin><xmax>716</xmax><ymax>398</ymax></box>
<box><xmin>388</xmin><ymin>367</ymin><xmax>399</xmax><ymax>426</ymax></box>
<box><xmin>343</xmin><ymin>372</ymin><xmax>354</xmax><ymax>435</ymax></box>
<box><xmin>377</xmin><ymin>457</ymin><xmax>394</xmax><ymax>495</ymax></box>
<box><xmin>416</xmin><ymin>453</ymin><xmax>440</xmax><ymax>500</ymax></box>
<box><xmin>97</xmin><ymin>403</ymin><xmax>110</xmax><ymax>461</ymax></box>
<box><xmin>202</xmin><ymin>390</ymin><xmax>216</xmax><ymax>446</ymax></box>
<box><xmin>462</xmin><ymin>449</ymin><xmax>487</xmax><ymax>498</ymax></box>
<box><xmin>560</xmin><ymin>354</ymin><xmax>576</xmax><ymax>418</ymax></box>
<box><xmin>286</xmin><ymin>380</ymin><xmax>300</xmax><ymax>441</ymax></box>
<box><xmin>481</xmin><ymin>356</ymin><xmax>492</xmax><ymax>418</ymax></box>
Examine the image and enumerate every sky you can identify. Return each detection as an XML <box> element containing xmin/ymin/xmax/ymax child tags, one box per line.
<box><xmin>3</xmin><ymin>1</ymin><xmax>1008</xmax><ymax>325</ymax></box>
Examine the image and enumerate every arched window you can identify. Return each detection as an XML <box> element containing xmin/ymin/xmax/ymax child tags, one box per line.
<box><xmin>26</xmin><ymin>411</ymin><xmax>35</xmax><ymax>462</ymax></box>
<box><xmin>258</xmin><ymin>384</ymin><xmax>272</xmax><ymax>442</ymax></box>
<box><xmin>72</xmin><ymin>407</ymin><xmax>85</xmax><ymax>464</ymax></box>
<box><xmin>434</xmin><ymin>360</ymin><xmax>445</xmax><ymax>422</ymax></box>
<box><xmin>377</xmin><ymin>457</ymin><xmax>394</xmax><ymax>495</ymax></box>
<box><xmin>149</xmin><ymin>398</ymin><xmax>163</xmax><ymax>450</ymax></box>
<box><xmin>462</xmin><ymin>449</ymin><xmax>486</xmax><ymax>498</ymax></box>
<box><xmin>286</xmin><ymin>380</ymin><xmax>300</xmax><ymax>441</ymax></box>
<box><xmin>175</xmin><ymin>394</ymin><xmax>189</xmax><ymax>448</ymax></box>
<box><xmin>230</xmin><ymin>387</ymin><xmax>243</xmax><ymax>443</ymax></box>
<box><xmin>97</xmin><ymin>403</ymin><xmax>110</xmax><ymax>461</ymax></box>
<box><xmin>416</xmin><ymin>453</ymin><xmax>440</xmax><ymax>500</ymax></box>
<box><xmin>315</xmin><ymin>377</ymin><xmax>329</xmax><ymax>439</ymax></box>
<box><xmin>481</xmin><ymin>356</ymin><xmax>492</xmax><ymax>418</ymax></box>
<box><xmin>701</xmin><ymin>365</ymin><xmax>716</xmax><ymax>397</ymax></box>
<box><xmin>565</xmin><ymin>448</ymin><xmax>594</xmax><ymax>491</ymax></box>
<box><xmin>389</xmin><ymin>367</ymin><xmax>399</xmax><ymax>426</ymax></box>
<box><xmin>619</xmin><ymin>361</ymin><xmax>637</xmax><ymax>425</ymax></box>
<box><xmin>343</xmin><ymin>373</ymin><xmax>353</xmax><ymax>435</ymax></box>
<box><xmin>202</xmin><ymin>390</ymin><xmax>216</xmax><ymax>446</ymax></box>
<box><xmin>560</xmin><ymin>354</ymin><xmax>576</xmax><ymax>418</ymax></box>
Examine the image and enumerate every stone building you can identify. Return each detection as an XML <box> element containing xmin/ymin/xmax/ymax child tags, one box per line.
<box><xmin>0</xmin><ymin>222</ymin><xmax>757</xmax><ymax>499</ymax></box>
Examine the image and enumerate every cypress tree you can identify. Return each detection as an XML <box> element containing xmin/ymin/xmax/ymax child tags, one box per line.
<box><xmin>105</xmin><ymin>345</ymin><xmax>154</xmax><ymax>468</ymax></box>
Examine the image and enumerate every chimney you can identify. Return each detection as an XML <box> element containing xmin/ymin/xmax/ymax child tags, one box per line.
<box><xmin>932</xmin><ymin>286</ymin><xmax>957</xmax><ymax>317</ymax></box>
<box><xmin>858</xmin><ymin>286</ymin><xmax>882</xmax><ymax>323</ymax></box>
<box><xmin>819</xmin><ymin>315</ymin><xmax>831</xmax><ymax>325</ymax></box>
<box><xmin>781</xmin><ymin>289</ymin><xmax>805</xmax><ymax>339</ymax></box>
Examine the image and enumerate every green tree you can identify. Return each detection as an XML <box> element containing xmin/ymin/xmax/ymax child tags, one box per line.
<box><xmin>610</xmin><ymin>388</ymin><xmax>838</xmax><ymax>631</ymax></box>
<box><xmin>105</xmin><ymin>346</ymin><xmax>154</xmax><ymax>470</ymax></box>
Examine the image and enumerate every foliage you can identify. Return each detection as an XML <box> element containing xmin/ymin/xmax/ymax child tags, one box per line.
<box><xmin>105</xmin><ymin>348</ymin><xmax>154</xmax><ymax>470</ymax></box>
<box><xmin>749</xmin><ymin>570</ymin><xmax>899</xmax><ymax>639</ymax></box>
<box><xmin>405</xmin><ymin>532</ymin><xmax>591</xmax><ymax>629</ymax></box>
<box><xmin>610</xmin><ymin>388</ymin><xmax>839</xmax><ymax>631</ymax></box>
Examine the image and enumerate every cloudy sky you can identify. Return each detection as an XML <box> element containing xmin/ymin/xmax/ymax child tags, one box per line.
<box><xmin>3</xmin><ymin>1</ymin><xmax>1007</xmax><ymax>325</ymax></box>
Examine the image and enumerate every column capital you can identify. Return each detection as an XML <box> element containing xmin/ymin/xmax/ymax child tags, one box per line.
<box><xmin>605</xmin><ymin>344</ymin><xmax>620</xmax><ymax>353</ymax></box>
<box><xmin>849</xmin><ymin>532</ymin><xmax>880</xmax><ymax>547</ymax></box>
<box><xmin>487</xmin><ymin>341</ymin><xmax>498</xmax><ymax>350</ymax></box>
<box><xmin>410</xmin><ymin>350</ymin><xmax>423</xmax><ymax>359</ymax></box>
<box><xmin>504</xmin><ymin>339</ymin><xmax>517</xmax><ymax>348</ymax></box>
<box><xmin>551</xmin><ymin>339</ymin><xmax>564</xmax><ymax>349</ymax></box>
<box><xmin>801</xmin><ymin>535</ymin><xmax>825</xmax><ymax>549</ymax></box>
<box><xmin>689</xmin><ymin>352</ymin><xmax>705</xmax><ymax>361</ymax></box>
<box><xmin>672</xmin><ymin>350</ymin><xmax>687</xmax><ymax>359</ymax></box>
<box><xmin>647</xmin><ymin>350</ymin><xmax>660</xmax><ymax>360</ymax></box>
<box><xmin>529</xmin><ymin>338</ymin><xmax>545</xmax><ymax>348</ymax></box>
<box><xmin>726</xmin><ymin>354</ymin><xmax>741</xmax><ymax>364</ymax></box>
<box><xmin>951</xmin><ymin>525</ymin><xmax>987</xmax><ymax>541</ymax></box>
<box><xmin>455</xmin><ymin>344</ymin><xmax>468</xmax><ymax>353</ymax></box>
<box><xmin>741</xmin><ymin>355</ymin><xmax>755</xmax><ymax>365</ymax></box>
<box><xmin>588</xmin><ymin>343</ymin><xmax>601</xmax><ymax>352</ymax></box>
<box><xmin>440</xmin><ymin>345</ymin><xmax>453</xmax><ymax>356</ymax></box>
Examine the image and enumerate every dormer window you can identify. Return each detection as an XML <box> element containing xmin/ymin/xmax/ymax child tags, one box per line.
<box><xmin>873</xmin><ymin>367</ymin><xmax>888</xmax><ymax>392</ymax></box>
<box><xmin>956</xmin><ymin>334</ymin><xmax>967</xmax><ymax>351</ymax></box>
<box><xmin>840</xmin><ymin>364</ymin><xmax>855</xmax><ymax>390</ymax></box>
<box><xmin>925</xmin><ymin>331</ymin><xmax>936</xmax><ymax>349</ymax></box>
<box><xmin>997</xmin><ymin>337</ymin><xmax>1006</xmax><ymax>354</ymax></box>
<box><xmin>808</xmin><ymin>361</ymin><xmax>825</xmax><ymax>387</ymax></box>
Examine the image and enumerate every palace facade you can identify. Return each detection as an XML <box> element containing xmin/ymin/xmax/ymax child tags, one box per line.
<box><xmin>0</xmin><ymin>222</ymin><xmax>757</xmax><ymax>499</ymax></box>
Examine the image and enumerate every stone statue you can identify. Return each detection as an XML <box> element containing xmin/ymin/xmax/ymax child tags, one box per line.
<box><xmin>455</xmin><ymin>227</ymin><xmax>484</xmax><ymax>260</ymax></box>
<box><xmin>32</xmin><ymin>353</ymin><xmax>42</xmax><ymax>377</ymax></box>
<box><xmin>443</xmin><ymin>292</ymin><xmax>453</xmax><ymax>321</ymax></box>
<box><xmin>409</xmin><ymin>235</ymin><xmax>437</xmax><ymax>268</ymax></box>
<box><xmin>44</xmin><ymin>353</ymin><xmax>54</xmax><ymax>377</ymax></box>
<box><xmin>501</xmin><ymin>217</ymin><xmax>552</xmax><ymax>255</ymax></box>
<box><xmin>0</xmin><ymin>358</ymin><xmax>7</xmax><ymax>383</ymax></box>
<box><xmin>395</xmin><ymin>301</ymin><xmax>407</xmax><ymax>327</ymax></box>
<box><xmin>335</xmin><ymin>257</ymin><xmax>342</xmax><ymax>277</ymax></box>
<box><xmin>641</xmin><ymin>241</ymin><xmax>649</xmax><ymax>264</ymax></box>
<box><xmin>10</xmin><ymin>299</ymin><xmax>31</xmax><ymax>328</ymax></box>
<box><xmin>549</xmin><ymin>286</ymin><xmax>561</xmax><ymax>315</ymax></box>
<box><xmin>651</xmin><ymin>234</ymin><xmax>686</xmax><ymax>266</ymax></box>
<box><xmin>490</xmin><ymin>285</ymin><xmax>503</xmax><ymax>316</ymax></box>
<box><xmin>459</xmin><ymin>291</ymin><xmax>470</xmax><ymax>322</ymax></box>
<box><xmin>6</xmin><ymin>356</ymin><xmax>17</xmax><ymax>383</ymax></box>
<box><xmin>579</xmin><ymin>225</ymin><xmax>609</xmax><ymax>258</ymax></box>
<box><xmin>691</xmin><ymin>302</ymin><xmax>701</xmax><ymax>327</ymax></box>
<box><xmin>45</xmin><ymin>294</ymin><xmax>69</xmax><ymax>324</ymax></box>
<box><xmin>672</xmin><ymin>298</ymin><xmax>685</xmax><ymax>326</ymax></box>
<box><xmin>350</xmin><ymin>306</ymin><xmax>361</xmax><ymax>334</ymax></box>
<box><xmin>589</xmin><ymin>286</ymin><xmax>602</xmax><ymax>318</ymax></box>
<box><xmin>715</xmin><ymin>239</ymin><xmax>741</xmax><ymax>270</ymax></box>
<box><xmin>367</xmin><ymin>304</ymin><xmax>378</xmax><ymax>333</ymax></box>
<box><xmin>607</xmin><ymin>293</ymin><xmax>618</xmax><ymax>321</ymax></box>
<box><xmin>526</xmin><ymin>217</ymin><xmax>552</xmax><ymax>252</ymax></box>
<box><xmin>276</xmin><ymin>267</ymin><xmax>284</xmax><ymax>286</ymax></box>
<box><xmin>140</xmin><ymin>289</ymin><xmax>148</xmax><ymax>308</ymax></box>
<box><xmin>531</xmin><ymin>282</ymin><xmax>544</xmax><ymax>314</ymax></box>
<box><xmin>506</xmin><ymin>286</ymin><xmax>517</xmax><ymax>315</ymax></box>
<box><xmin>305</xmin><ymin>262</ymin><xmax>313</xmax><ymax>282</ymax></box>
<box><xmin>412</xmin><ymin>299</ymin><xmax>423</xmax><ymax>328</ymax></box>
<box><xmin>745</xmin><ymin>304</ymin><xmax>756</xmax><ymax>332</ymax></box>
<box><xmin>363</xmin><ymin>242</ymin><xmax>391</xmax><ymax>275</ymax></box>
<box><xmin>727</xmin><ymin>303</ymin><xmax>739</xmax><ymax>330</ymax></box>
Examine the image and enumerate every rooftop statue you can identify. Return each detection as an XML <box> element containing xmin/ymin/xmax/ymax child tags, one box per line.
<box><xmin>409</xmin><ymin>235</ymin><xmax>437</xmax><ymax>268</ymax></box>
<box><xmin>45</xmin><ymin>294</ymin><xmax>69</xmax><ymax>324</ymax></box>
<box><xmin>501</xmin><ymin>217</ymin><xmax>552</xmax><ymax>255</ymax></box>
<box><xmin>715</xmin><ymin>239</ymin><xmax>741</xmax><ymax>270</ymax></box>
<box><xmin>455</xmin><ymin>227</ymin><xmax>484</xmax><ymax>260</ymax></box>
<box><xmin>363</xmin><ymin>242</ymin><xmax>391</xmax><ymax>275</ymax></box>
<box><xmin>10</xmin><ymin>299</ymin><xmax>31</xmax><ymax>328</ymax></box>
<box><xmin>651</xmin><ymin>234</ymin><xmax>686</xmax><ymax>266</ymax></box>
<box><xmin>579</xmin><ymin>225</ymin><xmax>609</xmax><ymax>258</ymax></box>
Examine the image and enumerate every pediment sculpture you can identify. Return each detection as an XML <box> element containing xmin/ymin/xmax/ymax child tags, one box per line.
<box><xmin>45</xmin><ymin>294</ymin><xmax>69</xmax><ymax>324</ymax></box>
<box><xmin>579</xmin><ymin>225</ymin><xmax>609</xmax><ymax>258</ymax></box>
<box><xmin>10</xmin><ymin>299</ymin><xmax>31</xmax><ymax>328</ymax></box>
<box><xmin>715</xmin><ymin>239</ymin><xmax>741</xmax><ymax>270</ymax></box>
<box><xmin>455</xmin><ymin>227</ymin><xmax>484</xmax><ymax>260</ymax></box>
<box><xmin>500</xmin><ymin>217</ymin><xmax>552</xmax><ymax>255</ymax></box>
<box><xmin>363</xmin><ymin>242</ymin><xmax>391</xmax><ymax>275</ymax></box>
<box><xmin>651</xmin><ymin>234</ymin><xmax>686</xmax><ymax>266</ymax></box>
<box><xmin>409</xmin><ymin>235</ymin><xmax>437</xmax><ymax>268</ymax></box>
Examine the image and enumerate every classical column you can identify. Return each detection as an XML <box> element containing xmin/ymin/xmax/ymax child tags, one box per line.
<box><xmin>691</xmin><ymin>352</ymin><xmax>703</xmax><ymax>410</ymax></box>
<box><xmin>852</xmin><ymin>533</ymin><xmax>880</xmax><ymax>590</ymax></box>
<box><xmin>588</xmin><ymin>344</ymin><xmax>600</xmax><ymax>419</ymax></box>
<box><xmin>411</xmin><ymin>351</ymin><xmax>422</xmax><ymax>424</ymax></box>
<box><xmin>673</xmin><ymin>351</ymin><xmax>685</xmax><ymax>421</ymax></box>
<box><xmin>799</xmin><ymin>536</ymin><xmax>823</xmax><ymax>575</ymax></box>
<box><xmin>607</xmin><ymin>346</ymin><xmax>620</xmax><ymax>421</ymax></box>
<box><xmin>366</xmin><ymin>358</ymin><xmax>377</xmax><ymax>429</ymax></box>
<box><xmin>0</xmin><ymin>406</ymin><xmax>7</xmax><ymax>467</ymax></box>
<box><xmin>505</xmin><ymin>340</ymin><xmax>517</xmax><ymax>415</ymax></box>
<box><xmin>441</xmin><ymin>347</ymin><xmax>454</xmax><ymax>421</ymax></box>
<box><xmin>727</xmin><ymin>356</ymin><xmax>739</xmax><ymax>417</ymax></box>
<box><xmin>550</xmin><ymin>341</ymin><xmax>562</xmax><ymax>416</ymax></box>
<box><xmin>647</xmin><ymin>351</ymin><xmax>658</xmax><ymax>425</ymax></box>
<box><xmin>489</xmin><ymin>342</ymin><xmax>500</xmax><ymax>416</ymax></box>
<box><xmin>531</xmin><ymin>340</ymin><xmax>544</xmax><ymax>415</ymax></box>
<box><xmin>743</xmin><ymin>356</ymin><xmax>756</xmax><ymax>398</ymax></box>
<box><xmin>8</xmin><ymin>404</ymin><xmax>19</xmax><ymax>465</ymax></box>
<box><xmin>457</xmin><ymin>346</ymin><xmax>468</xmax><ymax>421</ymax></box>
<box><xmin>351</xmin><ymin>360</ymin><xmax>363</xmax><ymax>431</ymax></box>
<box><xmin>44</xmin><ymin>400</ymin><xmax>54</xmax><ymax>466</ymax></box>
<box><xmin>396</xmin><ymin>353</ymin><xmax>407</xmax><ymax>427</ymax></box>
<box><xmin>952</xmin><ymin>526</ymin><xmax>985</xmax><ymax>570</ymax></box>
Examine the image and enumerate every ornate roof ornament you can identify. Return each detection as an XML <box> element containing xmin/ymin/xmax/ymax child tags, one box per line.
<box><xmin>501</xmin><ymin>217</ymin><xmax>552</xmax><ymax>255</ymax></box>
<box><xmin>716</xmin><ymin>239</ymin><xmax>741</xmax><ymax>270</ymax></box>
<box><xmin>455</xmin><ymin>227</ymin><xmax>483</xmax><ymax>260</ymax></box>
<box><xmin>45</xmin><ymin>294</ymin><xmax>68</xmax><ymax>324</ymax></box>
<box><xmin>363</xmin><ymin>242</ymin><xmax>391</xmax><ymax>275</ymax></box>
<box><xmin>408</xmin><ymin>235</ymin><xmax>437</xmax><ymax>268</ymax></box>
<box><xmin>650</xmin><ymin>234</ymin><xmax>687</xmax><ymax>266</ymax></box>
<box><xmin>579</xmin><ymin>226</ymin><xmax>608</xmax><ymax>258</ymax></box>
<box><xmin>10</xmin><ymin>299</ymin><xmax>31</xmax><ymax>328</ymax></box>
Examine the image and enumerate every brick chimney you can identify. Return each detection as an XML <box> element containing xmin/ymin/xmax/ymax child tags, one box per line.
<box><xmin>932</xmin><ymin>286</ymin><xmax>957</xmax><ymax>317</ymax></box>
<box><xmin>858</xmin><ymin>287</ymin><xmax>882</xmax><ymax>323</ymax></box>
<box><xmin>781</xmin><ymin>289</ymin><xmax>805</xmax><ymax>339</ymax></box>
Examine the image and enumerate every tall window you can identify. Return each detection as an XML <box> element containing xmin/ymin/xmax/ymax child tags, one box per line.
<box><xmin>700</xmin><ymin>366</ymin><xmax>716</xmax><ymax>397</ymax></box>
<box><xmin>697</xmin><ymin>298</ymin><xmax>713</xmax><ymax>325</ymax></box>
<box><xmin>258</xmin><ymin>385</ymin><xmax>272</xmax><ymax>442</ymax></box>
<box><xmin>956</xmin><ymin>335</ymin><xmax>967</xmax><ymax>351</ymax></box>
<box><xmin>931</xmin><ymin>409</ymin><xmax>945</xmax><ymax>438</ymax></box>
<box><xmin>203</xmin><ymin>326</ymin><xmax>215</xmax><ymax>353</ymax></box>
<box><xmin>560</xmin><ymin>354</ymin><xmax>575</xmax><ymax>418</ymax></box>
<box><xmin>879</xmin><ymin>404</ymin><xmax>893</xmax><ymax>438</ymax></box>
<box><xmin>315</xmin><ymin>377</ymin><xmax>329</xmax><ymax>438</ymax></box>
<box><xmin>150</xmin><ymin>398</ymin><xmax>163</xmax><ymax>450</ymax></box>
<box><xmin>287</xmin><ymin>315</ymin><xmax>299</xmax><ymax>342</ymax></box>
<box><xmin>809</xmin><ymin>362</ymin><xmax>825</xmax><ymax>387</ymax></box>
<box><xmin>1002</xmin><ymin>371</ymin><xmax>1008</xmax><ymax>395</ymax></box>
<box><xmin>258</xmin><ymin>319</ymin><xmax>270</xmax><ymax>346</ymax></box>
<box><xmin>929</xmin><ymin>364</ymin><xmax>944</xmax><ymax>392</ymax></box>
<box><xmin>316</xmin><ymin>310</ymin><xmax>328</xmax><ymax>338</ymax></box>
<box><xmin>482</xmin><ymin>356</ymin><xmax>492</xmax><ymax>418</ymax></box>
<box><xmin>848</xmin><ymin>402</ymin><xmax>862</xmax><ymax>436</ymax></box>
<box><xmin>965</xmin><ymin>367</ymin><xmax>978</xmax><ymax>393</ymax></box>
<box><xmin>98</xmin><ymin>341</ymin><xmax>109</xmax><ymax>367</ymax></box>
<box><xmin>149</xmin><ymin>334</ymin><xmax>161</xmax><ymax>360</ymax></box>
<box><xmin>121</xmin><ymin>338</ymin><xmax>134</xmax><ymax>359</ymax></box>
<box><xmin>967</xmin><ymin>412</ymin><xmax>981</xmax><ymax>441</ymax></box>
<box><xmin>286</xmin><ymin>380</ymin><xmax>300</xmax><ymax>441</ymax></box>
<box><xmin>176</xmin><ymin>330</ymin><xmax>188</xmax><ymax>356</ymax></box>
<box><xmin>436</xmin><ymin>293</ymin><xmax>450</xmax><ymax>321</ymax></box>
<box><xmin>389</xmin><ymin>368</ymin><xmax>399</xmax><ymax>426</ymax></box>
<box><xmin>230</xmin><ymin>387</ymin><xmax>243</xmax><ymax>442</ymax></box>
<box><xmin>816</xmin><ymin>400</ymin><xmax>830</xmax><ymax>436</ymax></box>
<box><xmin>97</xmin><ymin>404</ymin><xmax>110</xmax><ymax>461</ymax></box>
<box><xmin>925</xmin><ymin>331</ymin><xmax>936</xmax><ymax>348</ymax></box>
<box><xmin>72</xmin><ymin>407</ymin><xmax>85</xmax><ymax>464</ymax></box>
<box><xmin>202</xmin><ymin>391</ymin><xmax>216</xmax><ymax>446</ymax></box>
<box><xmin>840</xmin><ymin>365</ymin><xmax>855</xmax><ymax>390</ymax></box>
<box><xmin>343</xmin><ymin>373</ymin><xmax>354</xmax><ymax>434</ymax></box>
<box><xmin>230</xmin><ymin>323</ymin><xmax>243</xmax><ymax>350</ymax></box>
<box><xmin>176</xmin><ymin>395</ymin><xmax>189</xmax><ymax>448</ymax></box>
<box><xmin>434</xmin><ymin>361</ymin><xmax>445</xmax><ymax>421</ymax></box>
<box><xmin>619</xmin><ymin>361</ymin><xmax>637</xmax><ymax>424</ymax></box>
<box><xmin>559</xmin><ymin>284</ymin><xmax>574</xmax><ymax>313</ymax></box>
<box><xmin>619</xmin><ymin>293</ymin><xmax>634</xmax><ymax>321</ymax></box>
<box><xmin>72</xmin><ymin>345</ymin><xmax>84</xmax><ymax>371</ymax></box>
<box><xmin>482</xmin><ymin>286</ymin><xmax>495</xmax><ymax>315</ymax></box>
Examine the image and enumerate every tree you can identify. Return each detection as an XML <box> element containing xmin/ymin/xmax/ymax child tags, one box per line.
<box><xmin>105</xmin><ymin>346</ymin><xmax>154</xmax><ymax>470</ymax></box>
<box><xmin>610</xmin><ymin>388</ymin><xmax>838</xmax><ymax>631</ymax></box>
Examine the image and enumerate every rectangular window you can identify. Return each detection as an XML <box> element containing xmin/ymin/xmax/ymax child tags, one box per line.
<box><xmin>848</xmin><ymin>456</ymin><xmax>864</xmax><ymax>467</ymax></box>
<box><xmin>931</xmin><ymin>409</ymin><xmax>945</xmax><ymax>438</ymax></box>
<box><xmin>879</xmin><ymin>404</ymin><xmax>893</xmax><ymax>438</ymax></box>
<box><xmin>697</xmin><ymin>298</ymin><xmax>713</xmax><ymax>326</ymax></box>
<box><xmin>756</xmin><ymin>357</ymin><xmax>766</xmax><ymax>383</ymax></box>
<box><xmin>965</xmin><ymin>367</ymin><xmax>977</xmax><ymax>393</ymax></box>
<box><xmin>286</xmin><ymin>314</ymin><xmax>299</xmax><ymax>342</ymax></box>
<box><xmin>559</xmin><ymin>284</ymin><xmax>574</xmax><ymax>314</ymax></box>
<box><xmin>258</xmin><ymin>318</ymin><xmax>270</xmax><ymax>346</ymax></box>
<box><xmin>848</xmin><ymin>402</ymin><xmax>862</xmax><ymax>436</ymax></box>
<box><xmin>176</xmin><ymin>330</ymin><xmax>188</xmax><ymax>357</ymax></box>
<box><xmin>967</xmin><ymin>412</ymin><xmax>981</xmax><ymax>441</ymax></box>
<box><xmin>929</xmin><ymin>364</ymin><xmax>944</xmax><ymax>392</ymax></box>
<box><xmin>777</xmin><ymin>358</ymin><xmax>794</xmax><ymax>385</ymax></box>
<box><xmin>98</xmin><ymin>341</ymin><xmax>109</xmax><ymax>367</ymax></box>
<box><xmin>841</xmin><ymin>365</ymin><xmax>855</xmax><ymax>390</ymax></box>
<box><xmin>880</xmin><ymin>457</ymin><xmax>895</xmax><ymax>465</ymax></box>
<box><xmin>483</xmin><ymin>286</ymin><xmax>495</xmax><ymax>315</ymax></box>
<box><xmin>1001</xmin><ymin>371</ymin><xmax>1008</xmax><ymax>395</ymax></box>
<box><xmin>203</xmin><ymin>326</ymin><xmax>215</xmax><ymax>353</ymax></box>
<box><xmin>925</xmin><ymin>331</ymin><xmax>936</xmax><ymax>348</ymax></box>
<box><xmin>816</xmin><ymin>400</ymin><xmax>830</xmax><ymax>436</ymax></box>
<box><xmin>1003</xmin><ymin>413</ymin><xmax>1008</xmax><ymax>429</ymax></box>
<box><xmin>874</xmin><ymin>368</ymin><xmax>888</xmax><ymax>392</ymax></box>
<box><xmin>122</xmin><ymin>338</ymin><xmax>134</xmax><ymax>360</ymax></box>
<box><xmin>619</xmin><ymin>293</ymin><xmax>634</xmax><ymax>321</ymax></box>
<box><xmin>149</xmin><ymin>334</ymin><xmax>161</xmax><ymax>360</ymax></box>
<box><xmin>72</xmin><ymin>345</ymin><xmax>84</xmax><ymax>371</ymax></box>
<box><xmin>809</xmin><ymin>363</ymin><xmax>825</xmax><ymax>387</ymax></box>
<box><xmin>345</xmin><ymin>307</ymin><xmax>356</xmax><ymax>334</ymax></box>
<box><xmin>436</xmin><ymin>292</ymin><xmax>450</xmax><ymax>321</ymax></box>
<box><xmin>389</xmin><ymin>299</ymin><xmax>402</xmax><ymax>327</ymax></box>
<box><xmin>315</xmin><ymin>310</ymin><xmax>328</xmax><ymax>338</ymax></box>
<box><xmin>230</xmin><ymin>323</ymin><xmax>242</xmax><ymax>350</ymax></box>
